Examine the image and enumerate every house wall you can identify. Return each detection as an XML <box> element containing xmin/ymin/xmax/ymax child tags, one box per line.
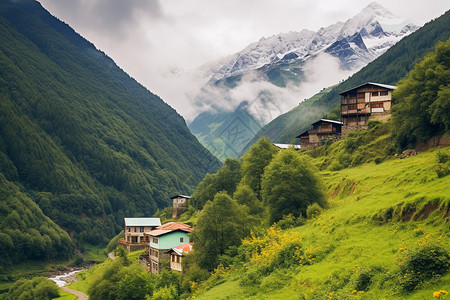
<box><xmin>170</xmin><ymin>254</ymin><xmax>183</xmax><ymax>272</ymax></box>
<box><xmin>172</xmin><ymin>197</ymin><xmax>187</xmax><ymax>218</ymax></box>
<box><xmin>124</xmin><ymin>226</ymin><xmax>155</xmax><ymax>244</ymax></box>
<box><xmin>150</xmin><ymin>231</ymin><xmax>189</xmax><ymax>250</ymax></box>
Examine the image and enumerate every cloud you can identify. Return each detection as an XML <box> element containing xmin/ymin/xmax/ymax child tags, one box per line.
<box><xmin>38</xmin><ymin>0</ymin><xmax>450</xmax><ymax>123</ymax></box>
<box><xmin>184</xmin><ymin>52</ymin><xmax>354</xmax><ymax>124</ymax></box>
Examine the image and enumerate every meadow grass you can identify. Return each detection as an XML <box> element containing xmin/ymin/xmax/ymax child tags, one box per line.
<box><xmin>194</xmin><ymin>147</ymin><xmax>450</xmax><ymax>299</ymax></box>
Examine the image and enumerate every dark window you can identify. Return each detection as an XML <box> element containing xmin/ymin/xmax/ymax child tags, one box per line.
<box><xmin>152</xmin><ymin>238</ymin><xmax>158</xmax><ymax>244</ymax></box>
<box><xmin>372</xmin><ymin>92</ymin><xmax>379</xmax><ymax>96</ymax></box>
<box><xmin>140</xmin><ymin>227</ymin><xmax>144</xmax><ymax>232</ymax></box>
<box><xmin>180</xmin><ymin>237</ymin><xmax>184</xmax><ymax>243</ymax></box>
<box><xmin>371</xmin><ymin>102</ymin><xmax>384</xmax><ymax>108</ymax></box>
<box><xmin>380</xmin><ymin>91</ymin><xmax>388</xmax><ymax>96</ymax></box>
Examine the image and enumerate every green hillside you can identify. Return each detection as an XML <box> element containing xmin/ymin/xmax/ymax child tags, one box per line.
<box><xmin>193</xmin><ymin>146</ymin><xmax>450</xmax><ymax>299</ymax></box>
<box><xmin>244</xmin><ymin>9</ymin><xmax>450</xmax><ymax>150</ymax></box>
<box><xmin>0</xmin><ymin>0</ymin><xmax>219</xmax><ymax>261</ymax></box>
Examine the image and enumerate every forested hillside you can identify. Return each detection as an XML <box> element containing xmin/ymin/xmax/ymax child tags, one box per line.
<box><xmin>243</xmin><ymin>9</ymin><xmax>450</xmax><ymax>150</ymax></box>
<box><xmin>0</xmin><ymin>0</ymin><xmax>219</xmax><ymax>264</ymax></box>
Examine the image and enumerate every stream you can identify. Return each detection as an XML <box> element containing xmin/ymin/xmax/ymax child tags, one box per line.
<box><xmin>48</xmin><ymin>269</ymin><xmax>82</xmax><ymax>287</ymax></box>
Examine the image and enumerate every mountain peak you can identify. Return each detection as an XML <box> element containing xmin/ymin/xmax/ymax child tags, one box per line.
<box><xmin>363</xmin><ymin>2</ymin><xmax>396</xmax><ymax>17</ymax></box>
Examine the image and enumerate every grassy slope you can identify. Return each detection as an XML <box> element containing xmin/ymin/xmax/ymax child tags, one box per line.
<box><xmin>195</xmin><ymin>147</ymin><xmax>450</xmax><ymax>299</ymax></box>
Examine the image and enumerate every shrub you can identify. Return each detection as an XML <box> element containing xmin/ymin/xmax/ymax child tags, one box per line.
<box><xmin>374</xmin><ymin>157</ymin><xmax>383</xmax><ymax>164</ymax></box>
<box><xmin>306</xmin><ymin>203</ymin><xmax>323</xmax><ymax>219</ymax></box>
<box><xmin>399</xmin><ymin>243</ymin><xmax>450</xmax><ymax>292</ymax></box>
<box><xmin>434</xmin><ymin>151</ymin><xmax>450</xmax><ymax>178</ymax></box>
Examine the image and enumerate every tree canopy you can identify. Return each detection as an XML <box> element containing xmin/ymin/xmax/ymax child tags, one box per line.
<box><xmin>392</xmin><ymin>39</ymin><xmax>450</xmax><ymax>149</ymax></box>
<box><xmin>193</xmin><ymin>192</ymin><xmax>251</xmax><ymax>270</ymax></box>
<box><xmin>261</xmin><ymin>149</ymin><xmax>326</xmax><ymax>224</ymax></box>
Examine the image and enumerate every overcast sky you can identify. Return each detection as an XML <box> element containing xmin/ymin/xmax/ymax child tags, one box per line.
<box><xmin>38</xmin><ymin>0</ymin><xmax>449</xmax><ymax>120</ymax></box>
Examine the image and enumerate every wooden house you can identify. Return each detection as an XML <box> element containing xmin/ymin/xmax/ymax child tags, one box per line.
<box><xmin>340</xmin><ymin>82</ymin><xmax>396</xmax><ymax>135</ymax></box>
<box><xmin>167</xmin><ymin>242</ymin><xmax>194</xmax><ymax>272</ymax></box>
<box><xmin>146</xmin><ymin>222</ymin><xmax>193</xmax><ymax>274</ymax></box>
<box><xmin>119</xmin><ymin>218</ymin><xmax>161</xmax><ymax>251</ymax></box>
<box><xmin>296</xmin><ymin>119</ymin><xmax>343</xmax><ymax>149</ymax></box>
<box><xmin>171</xmin><ymin>195</ymin><xmax>190</xmax><ymax>218</ymax></box>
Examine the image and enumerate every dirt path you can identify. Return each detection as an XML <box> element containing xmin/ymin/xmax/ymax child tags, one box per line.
<box><xmin>61</xmin><ymin>286</ymin><xmax>88</xmax><ymax>300</ymax></box>
<box><xmin>108</xmin><ymin>251</ymin><xmax>116</xmax><ymax>260</ymax></box>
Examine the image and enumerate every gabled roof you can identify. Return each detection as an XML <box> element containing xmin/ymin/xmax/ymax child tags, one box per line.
<box><xmin>124</xmin><ymin>218</ymin><xmax>161</xmax><ymax>227</ymax></box>
<box><xmin>170</xmin><ymin>194</ymin><xmax>191</xmax><ymax>199</ymax></box>
<box><xmin>169</xmin><ymin>242</ymin><xmax>194</xmax><ymax>256</ymax></box>
<box><xmin>146</xmin><ymin>222</ymin><xmax>193</xmax><ymax>237</ymax></box>
<box><xmin>339</xmin><ymin>82</ymin><xmax>397</xmax><ymax>95</ymax></box>
<box><xmin>312</xmin><ymin>119</ymin><xmax>343</xmax><ymax>126</ymax></box>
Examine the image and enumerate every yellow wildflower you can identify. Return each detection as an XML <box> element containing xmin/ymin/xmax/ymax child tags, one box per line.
<box><xmin>352</xmin><ymin>290</ymin><xmax>357</xmax><ymax>294</ymax></box>
<box><xmin>433</xmin><ymin>291</ymin><xmax>441</xmax><ymax>298</ymax></box>
<box><xmin>440</xmin><ymin>290</ymin><xmax>448</xmax><ymax>295</ymax></box>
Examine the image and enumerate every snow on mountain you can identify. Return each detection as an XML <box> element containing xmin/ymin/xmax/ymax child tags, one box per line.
<box><xmin>208</xmin><ymin>2</ymin><xmax>418</xmax><ymax>81</ymax></box>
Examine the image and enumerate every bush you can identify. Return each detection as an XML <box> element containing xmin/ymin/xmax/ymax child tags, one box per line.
<box><xmin>399</xmin><ymin>244</ymin><xmax>450</xmax><ymax>292</ymax></box>
<box><xmin>434</xmin><ymin>151</ymin><xmax>450</xmax><ymax>178</ymax></box>
<box><xmin>374</xmin><ymin>157</ymin><xmax>383</xmax><ymax>164</ymax></box>
<box><xmin>306</xmin><ymin>203</ymin><xmax>323</xmax><ymax>219</ymax></box>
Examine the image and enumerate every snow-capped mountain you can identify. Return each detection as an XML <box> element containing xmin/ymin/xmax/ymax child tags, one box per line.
<box><xmin>208</xmin><ymin>2</ymin><xmax>418</xmax><ymax>82</ymax></box>
<box><xmin>189</xmin><ymin>2</ymin><xmax>419</xmax><ymax>161</ymax></box>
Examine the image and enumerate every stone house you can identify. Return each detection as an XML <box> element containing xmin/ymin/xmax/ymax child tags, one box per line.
<box><xmin>171</xmin><ymin>195</ymin><xmax>190</xmax><ymax>218</ymax></box>
<box><xmin>340</xmin><ymin>82</ymin><xmax>396</xmax><ymax>135</ymax></box>
<box><xmin>296</xmin><ymin>119</ymin><xmax>343</xmax><ymax>149</ymax></box>
<box><xmin>120</xmin><ymin>218</ymin><xmax>161</xmax><ymax>251</ymax></box>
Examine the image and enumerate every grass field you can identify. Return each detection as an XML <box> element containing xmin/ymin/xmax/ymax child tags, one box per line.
<box><xmin>194</xmin><ymin>147</ymin><xmax>450</xmax><ymax>299</ymax></box>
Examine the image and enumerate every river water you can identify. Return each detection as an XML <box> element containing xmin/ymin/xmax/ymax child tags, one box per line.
<box><xmin>48</xmin><ymin>270</ymin><xmax>82</xmax><ymax>287</ymax></box>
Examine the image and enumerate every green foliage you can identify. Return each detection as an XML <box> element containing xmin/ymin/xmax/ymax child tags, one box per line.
<box><xmin>0</xmin><ymin>0</ymin><xmax>219</xmax><ymax>255</ymax></box>
<box><xmin>117</xmin><ymin>272</ymin><xmax>153</xmax><ymax>300</ymax></box>
<box><xmin>274</xmin><ymin>213</ymin><xmax>305</xmax><ymax>230</ymax></box>
<box><xmin>240</xmin><ymin>137</ymin><xmax>278</xmax><ymax>199</ymax></box>
<box><xmin>192</xmin><ymin>158</ymin><xmax>241</xmax><ymax>209</ymax></box>
<box><xmin>308</xmin><ymin>122</ymin><xmax>395</xmax><ymax>170</ymax></box>
<box><xmin>106</xmin><ymin>230</ymin><xmax>124</xmax><ymax>254</ymax></box>
<box><xmin>193</xmin><ymin>192</ymin><xmax>252</xmax><ymax>270</ymax></box>
<box><xmin>261</xmin><ymin>149</ymin><xmax>326</xmax><ymax>224</ymax></box>
<box><xmin>392</xmin><ymin>39</ymin><xmax>450</xmax><ymax>149</ymax></box>
<box><xmin>399</xmin><ymin>243</ymin><xmax>450</xmax><ymax>292</ymax></box>
<box><xmin>245</xmin><ymin>10</ymin><xmax>450</xmax><ymax>149</ymax></box>
<box><xmin>0</xmin><ymin>174</ymin><xmax>74</xmax><ymax>266</ymax></box>
<box><xmin>232</xmin><ymin>184</ymin><xmax>263</xmax><ymax>215</ymax></box>
<box><xmin>306</xmin><ymin>203</ymin><xmax>323</xmax><ymax>219</ymax></box>
<box><xmin>434</xmin><ymin>151</ymin><xmax>450</xmax><ymax>178</ymax></box>
<box><xmin>5</xmin><ymin>277</ymin><xmax>59</xmax><ymax>300</ymax></box>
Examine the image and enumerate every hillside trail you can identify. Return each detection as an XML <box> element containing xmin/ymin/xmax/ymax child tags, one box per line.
<box><xmin>61</xmin><ymin>286</ymin><xmax>88</xmax><ymax>300</ymax></box>
<box><xmin>108</xmin><ymin>252</ymin><xmax>116</xmax><ymax>260</ymax></box>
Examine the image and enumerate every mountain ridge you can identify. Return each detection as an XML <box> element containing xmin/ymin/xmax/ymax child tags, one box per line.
<box><xmin>189</xmin><ymin>2</ymin><xmax>419</xmax><ymax>161</ymax></box>
<box><xmin>0</xmin><ymin>0</ymin><xmax>220</xmax><ymax>257</ymax></box>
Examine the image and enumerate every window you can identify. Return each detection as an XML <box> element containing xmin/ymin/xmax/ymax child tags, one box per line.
<box><xmin>127</xmin><ymin>227</ymin><xmax>130</xmax><ymax>232</ymax></box>
<box><xmin>177</xmin><ymin>256</ymin><xmax>181</xmax><ymax>263</ymax></box>
<box><xmin>140</xmin><ymin>226</ymin><xmax>144</xmax><ymax>232</ymax></box>
<box><xmin>380</xmin><ymin>91</ymin><xmax>388</xmax><ymax>96</ymax></box>
<box><xmin>371</xmin><ymin>102</ymin><xmax>384</xmax><ymax>108</ymax></box>
<box><xmin>180</xmin><ymin>237</ymin><xmax>184</xmax><ymax>243</ymax></box>
<box><xmin>372</xmin><ymin>92</ymin><xmax>379</xmax><ymax>97</ymax></box>
<box><xmin>348</xmin><ymin>104</ymin><xmax>357</xmax><ymax>110</ymax></box>
<box><xmin>152</xmin><ymin>238</ymin><xmax>158</xmax><ymax>244</ymax></box>
<box><xmin>134</xmin><ymin>227</ymin><xmax>137</xmax><ymax>232</ymax></box>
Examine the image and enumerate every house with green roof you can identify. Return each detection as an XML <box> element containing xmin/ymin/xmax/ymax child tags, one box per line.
<box><xmin>119</xmin><ymin>217</ymin><xmax>161</xmax><ymax>251</ymax></box>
